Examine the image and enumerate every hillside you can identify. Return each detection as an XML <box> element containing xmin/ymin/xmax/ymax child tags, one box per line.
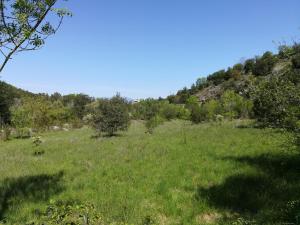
<box><xmin>0</xmin><ymin>81</ymin><xmax>34</xmax><ymax>99</ymax></box>
<box><xmin>168</xmin><ymin>45</ymin><xmax>300</xmax><ymax>104</ymax></box>
<box><xmin>0</xmin><ymin>81</ymin><xmax>36</xmax><ymax>124</ymax></box>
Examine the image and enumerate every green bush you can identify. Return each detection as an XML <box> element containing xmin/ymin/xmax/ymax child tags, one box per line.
<box><xmin>253</xmin><ymin>76</ymin><xmax>300</xmax><ymax>130</ymax></box>
<box><xmin>159</xmin><ymin>103</ymin><xmax>179</xmax><ymax>120</ymax></box>
<box><xmin>207</xmin><ymin>70</ymin><xmax>229</xmax><ymax>85</ymax></box>
<box><xmin>203</xmin><ymin>99</ymin><xmax>221</xmax><ymax>121</ymax></box>
<box><xmin>0</xmin><ymin>127</ymin><xmax>11</xmax><ymax>141</ymax></box>
<box><xmin>190</xmin><ymin>104</ymin><xmax>205</xmax><ymax>124</ymax></box>
<box><xmin>253</xmin><ymin>51</ymin><xmax>278</xmax><ymax>76</ymax></box>
<box><xmin>159</xmin><ymin>103</ymin><xmax>188</xmax><ymax>121</ymax></box>
<box><xmin>28</xmin><ymin>200</ymin><xmax>105</xmax><ymax>225</ymax></box>
<box><xmin>131</xmin><ymin>99</ymin><xmax>160</xmax><ymax>120</ymax></box>
<box><xmin>92</xmin><ymin>94</ymin><xmax>130</xmax><ymax>136</ymax></box>
<box><xmin>282</xmin><ymin>200</ymin><xmax>300</xmax><ymax>224</ymax></box>
<box><xmin>292</xmin><ymin>53</ymin><xmax>300</xmax><ymax>69</ymax></box>
<box><xmin>15</xmin><ymin>127</ymin><xmax>32</xmax><ymax>139</ymax></box>
<box><xmin>10</xmin><ymin>97</ymin><xmax>74</xmax><ymax>132</ymax></box>
<box><xmin>244</xmin><ymin>59</ymin><xmax>255</xmax><ymax>74</ymax></box>
<box><xmin>220</xmin><ymin>90</ymin><xmax>253</xmax><ymax>120</ymax></box>
<box><xmin>145</xmin><ymin>116</ymin><xmax>164</xmax><ymax>134</ymax></box>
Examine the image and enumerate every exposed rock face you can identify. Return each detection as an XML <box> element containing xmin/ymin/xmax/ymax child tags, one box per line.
<box><xmin>195</xmin><ymin>85</ymin><xmax>223</xmax><ymax>102</ymax></box>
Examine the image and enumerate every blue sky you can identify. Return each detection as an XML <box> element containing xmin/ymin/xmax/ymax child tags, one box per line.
<box><xmin>1</xmin><ymin>0</ymin><xmax>300</xmax><ymax>99</ymax></box>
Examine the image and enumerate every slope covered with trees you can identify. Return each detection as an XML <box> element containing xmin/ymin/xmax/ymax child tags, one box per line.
<box><xmin>167</xmin><ymin>43</ymin><xmax>300</xmax><ymax>131</ymax></box>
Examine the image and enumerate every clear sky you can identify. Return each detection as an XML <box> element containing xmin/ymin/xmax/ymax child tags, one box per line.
<box><xmin>1</xmin><ymin>0</ymin><xmax>300</xmax><ymax>99</ymax></box>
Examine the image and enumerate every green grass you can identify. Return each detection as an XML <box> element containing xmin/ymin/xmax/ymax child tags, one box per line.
<box><xmin>0</xmin><ymin>120</ymin><xmax>299</xmax><ymax>224</ymax></box>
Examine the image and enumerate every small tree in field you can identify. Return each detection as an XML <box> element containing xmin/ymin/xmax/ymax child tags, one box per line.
<box><xmin>92</xmin><ymin>94</ymin><xmax>130</xmax><ymax>136</ymax></box>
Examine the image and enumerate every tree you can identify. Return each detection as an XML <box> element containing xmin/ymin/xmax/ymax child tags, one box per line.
<box><xmin>196</xmin><ymin>77</ymin><xmax>208</xmax><ymax>90</ymax></box>
<box><xmin>252</xmin><ymin>51</ymin><xmax>278</xmax><ymax>76</ymax></box>
<box><xmin>207</xmin><ymin>70</ymin><xmax>229</xmax><ymax>85</ymax></box>
<box><xmin>0</xmin><ymin>0</ymin><xmax>71</xmax><ymax>73</ymax></box>
<box><xmin>253</xmin><ymin>76</ymin><xmax>300</xmax><ymax>130</ymax></box>
<box><xmin>92</xmin><ymin>94</ymin><xmax>130</xmax><ymax>136</ymax></box>
<box><xmin>189</xmin><ymin>103</ymin><xmax>204</xmax><ymax>124</ymax></box>
<box><xmin>244</xmin><ymin>59</ymin><xmax>255</xmax><ymax>74</ymax></box>
<box><xmin>61</xmin><ymin>94</ymin><xmax>94</xmax><ymax>121</ymax></box>
<box><xmin>203</xmin><ymin>99</ymin><xmax>220</xmax><ymax>120</ymax></box>
<box><xmin>0</xmin><ymin>87</ymin><xmax>10</xmax><ymax>125</ymax></box>
<box><xmin>220</xmin><ymin>90</ymin><xmax>253</xmax><ymax>119</ymax></box>
<box><xmin>292</xmin><ymin>53</ymin><xmax>300</xmax><ymax>69</ymax></box>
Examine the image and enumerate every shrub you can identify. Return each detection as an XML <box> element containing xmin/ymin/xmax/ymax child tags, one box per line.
<box><xmin>131</xmin><ymin>99</ymin><xmax>160</xmax><ymax>120</ymax></box>
<box><xmin>145</xmin><ymin>116</ymin><xmax>164</xmax><ymax>134</ymax></box>
<box><xmin>15</xmin><ymin>127</ymin><xmax>32</xmax><ymax>139</ymax></box>
<box><xmin>215</xmin><ymin>114</ymin><xmax>224</xmax><ymax>124</ymax></box>
<box><xmin>29</xmin><ymin>200</ymin><xmax>105</xmax><ymax>225</ymax></box>
<box><xmin>253</xmin><ymin>76</ymin><xmax>300</xmax><ymax>130</ymax></box>
<box><xmin>92</xmin><ymin>94</ymin><xmax>130</xmax><ymax>136</ymax></box>
<box><xmin>282</xmin><ymin>200</ymin><xmax>300</xmax><ymax>224</ymax></box>
<box><xmin>10</xmin><ymin>97</ymin><xmax>74</xmax><ymax>132</ymax></box>
<box><xmin>220</xmin><ymin>90</ymin><xmax>253</xmax><ymax>120</ymax></box>
<box><xmin>244</xmin><ymin>59</ymin><xmax>255</xmax><ymax>74</ymax></box>
<box><xmin>0</xmin><ymin>83</ymin><xmax>12</xmax><ymax>125</ymax></box>
<box><xmin>159</xmin><ymin>103</ymin><xmax>179</xmax><ymax>120</ymax></box>
<box><xmin>207</xmin><ymin>70</ymin><xmax>229</xmax><ymax>85</ymax></box>
<box><xmin>252</xmin><ymin>51</ymin><xmax>278</xmax><ymax>76</ymax></box>
<box><xmin>190</xmin><ymin>104</ymin><xmax>205</xmax><ymax>124</ymax></box>
<box><xmin>278</xmin><ymin>45</ymin><xmax>294</xmax><ymax>59</ymax></box>
<box><xmin>0</xmin><ymin>127</ymin><xmax>11</xmax><ymax>141</ymax></box>
<box><xmin>32</xmin><ymin>136</ymin><xmax>43</xmax><ymax>147</ymax></box>
<box><xmin>177</xmin><ymin>106</ymin><xmax>191</xmax><ymax>120</ymax></box>
<box><xmin>203</xmin><ymin>99</ymin><xmax>221</xmax><ymax>121</ymax></box>
<box><xmin>196</xmin><ymin>77</ymin><xmax>209</xmax><ymax>90</ymax></box>
<box><xmin>159</xmin><ymin>103</ymin><xmax>188</xmax><ymax>121</ymax></box>
<box><xmin>292</xmin><ymin>53</ymin><xmax>300</xmax><ymax>69</ymax></box>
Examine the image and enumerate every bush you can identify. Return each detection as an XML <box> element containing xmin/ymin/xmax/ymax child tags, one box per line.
<box><xmin>15</xmin><ymin>127</ymin><xmax>32</xmax><ymax>139</ymax></box>
<box><xmin>244</xmin><ymin>59</ymin><xmax>255</xmax><ymax>74</ymax></box>
<box><xmin>0</xmin><ymin>127</ymin><xmax>11</xmax><ymax>141</ymax></box>
<box><xmin>220</xmin><ymin>90</ymin><xmax>253</xmax><ymax>120</ymax></box>
<box><xmin>92</xmin><ymin>94</ymin><xmax>130</xmax><ymax>136</ymax></box>
<box><xmin>28</xmin><ymin>200</ymin><xmax>105</xmax><ymax>225</ymax></box>
<box><xmin>159</xmin><ymin>103</ymin><xmax>188</xmax><ymax>121</ymax></box>
<box><xmin>252</xmin><ymin>51</ymin><xmax>278</xmax><ymax>76</ymax></box>
<box><xmin>253</xmin><ymin>76</ymin><xmax>300</xmax><ymax>130</ymax></box>
<box><xmin>131</xmin><ymin>99</ymin><xmax>160</xmax><ymax>120</ymax></box>
<box><xmin>207</xmin><ymin>70</ymin><xmax>229</xmax><ymax>85</ymax></box>
<box><xmin>159</xmin><ymin>103</ymin><xmax>179</xmax><ymax>120</ymax></box>
<box><xmin>292</xmin><ymin>53</ymin><xmax>300</xmax><ymax>69</ymax></box>
<box><xmin>0</xmin><ymin>83</ymin><xmax>12</xmax><ymax>125</ymax></box>
<box><xmin>203</xmin><ymin>99</ymin><xmax>221</xmax><ymax>121</ymax></box>
<box><xmin>282</xmin><ymin>200</ymin><xmax>300</xmax><ymax>224</ymax></box>
<box><xmin>190</xmin><ymin>104</ymin><xmax>205</xmax><ymax>124</ymax></box>
<box><xmin>145</xmin><ymin>116</ymin><xmax>164</xmax><ymax>134</ymax></box>
<box><xmin>278</xmin><ymin>45</ymin><xmax>294</xmax><ymax>59</ymax></box>
<box><xmin>32</xmin><ymin>136</ymin><xmax>43</xmax><ymax>147</ymax></box>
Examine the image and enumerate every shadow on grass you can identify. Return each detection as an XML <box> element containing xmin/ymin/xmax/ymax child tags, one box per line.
<box><xmin>0</xmin><ymin>171</ymin><xmax>64</xmax><ymax>220</ymax></box>
<box><xmin>91</xmin><ymin>133</ymin><xmax>124</xmax><ymax>139</ymax></box>
<box><xmin>196</xmin><ymin>154</ymin><xmax>300</xmax><ymax>223</ymax></box>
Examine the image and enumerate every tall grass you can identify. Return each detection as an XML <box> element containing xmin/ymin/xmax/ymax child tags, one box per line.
<box><xmin>0</xmin><ymin>120</ymin><xmax>297</xmax><ymax>224</ymax></box>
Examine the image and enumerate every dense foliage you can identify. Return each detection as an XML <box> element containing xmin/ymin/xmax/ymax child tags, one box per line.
<box><xmin>92</xmin><ymin>94</ymin><xmax>130</xmax><ymax>136</ymax></box>
<box><xmin>1</xmin><ymin>43</ymin><xmax>299</xmax><ymax>141</ymax></box>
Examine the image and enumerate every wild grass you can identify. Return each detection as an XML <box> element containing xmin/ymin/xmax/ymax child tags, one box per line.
<box><xmin>0</xmin><ymin>120</ymin><xmax>298</xmax><ymax>224</ymax></box>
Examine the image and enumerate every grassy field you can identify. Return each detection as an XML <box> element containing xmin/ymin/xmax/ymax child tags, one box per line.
<box><xmin>0</xmin><ymin>120</ymin><xmax>299</xmax><ymax>224</ymax></box>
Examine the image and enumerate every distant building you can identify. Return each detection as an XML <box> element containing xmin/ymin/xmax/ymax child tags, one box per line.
<box><xmin>132</xmin><ymin>99</ymin><xmax>141</xmax><ymax>104</ymax></box>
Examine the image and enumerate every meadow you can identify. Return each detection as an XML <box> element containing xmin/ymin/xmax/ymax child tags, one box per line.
<box><xmin>0</xmin><ymin>120</ymin><xmax>299</xmax><ymax>224</ymax></box>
